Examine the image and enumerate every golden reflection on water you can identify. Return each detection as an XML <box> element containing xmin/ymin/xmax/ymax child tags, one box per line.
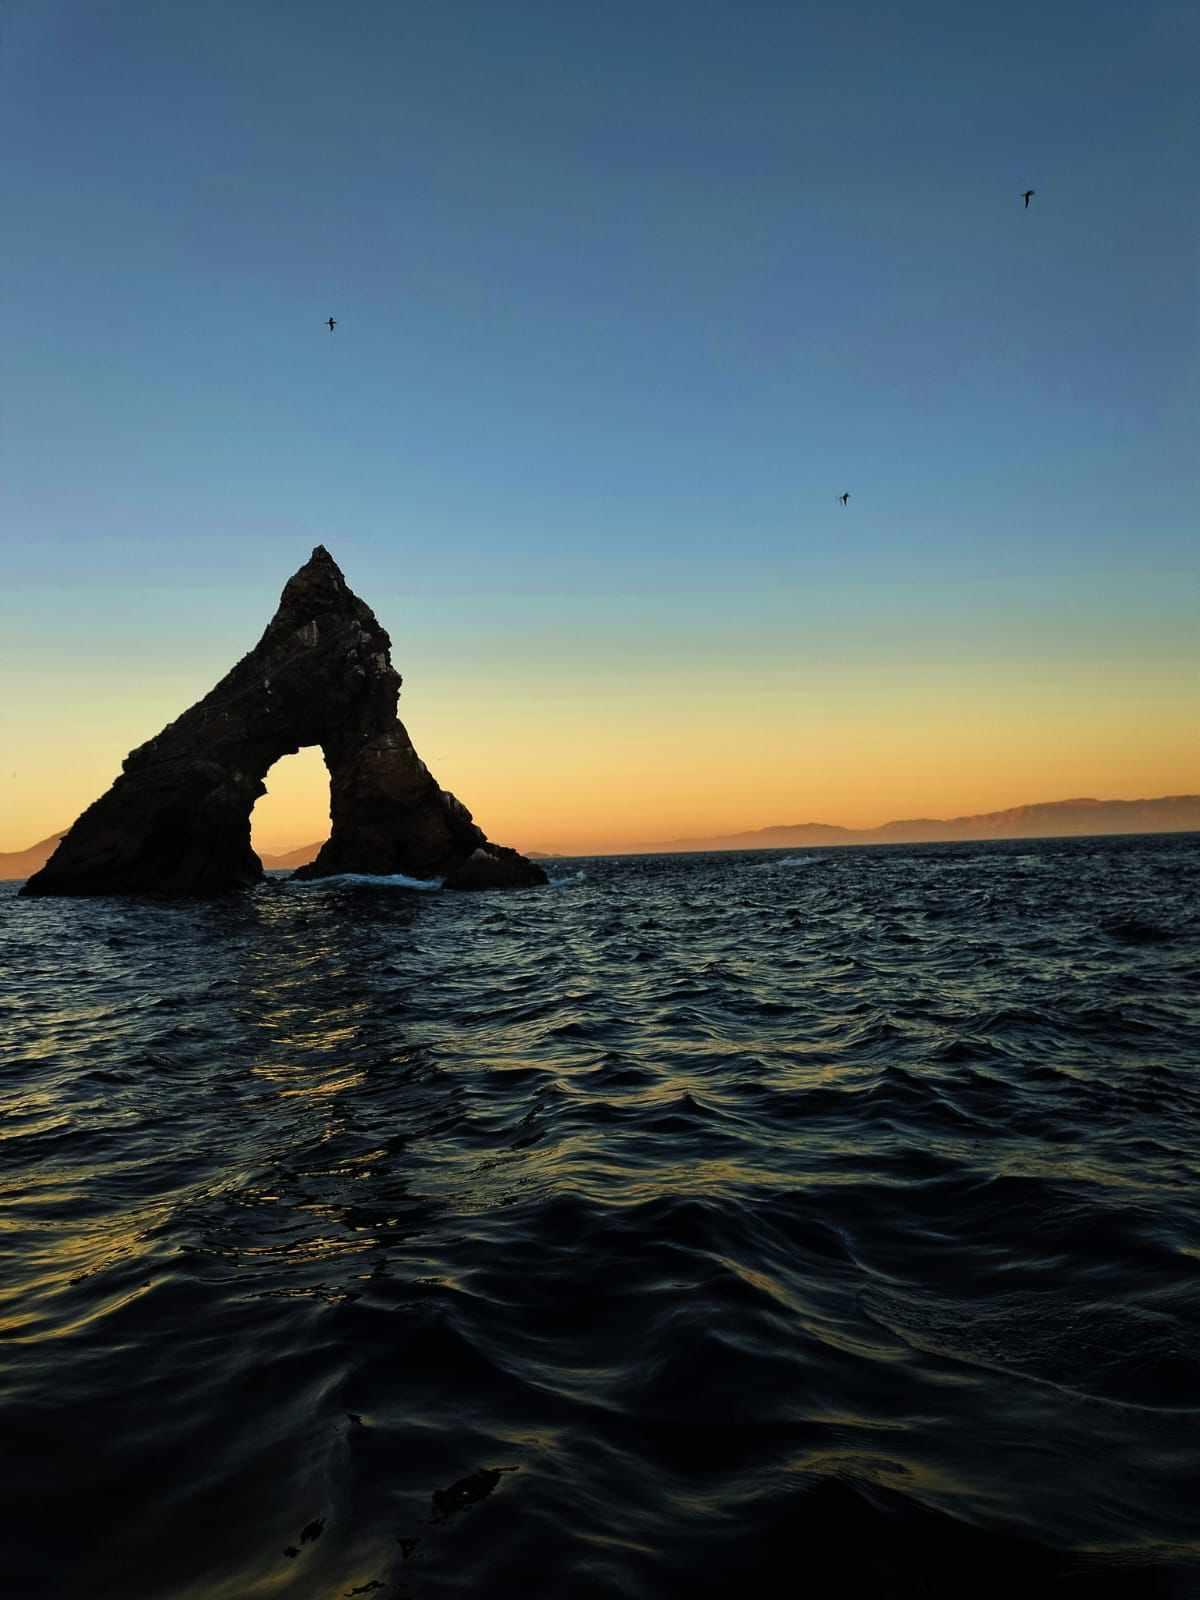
<box><xmin>249</xmin><ymin>1064</ymin><xmax>368</xmax><ymax>1100</ymax></box>
<box><xmin>0</xmin><ymin>1186</ymin><xmax>164</xmax><ymax>1342</ymax></box>
<box><xmin>788</xmin><ymin>1448</ymin><xmax>970</xmax><ymax>1503</ymax></box>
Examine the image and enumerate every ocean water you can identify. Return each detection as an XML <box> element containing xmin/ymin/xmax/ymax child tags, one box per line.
<box><xmin>2</xmin><ymin>833</ymin><xmax>1199</xmax><ymax>1599</ymax></box>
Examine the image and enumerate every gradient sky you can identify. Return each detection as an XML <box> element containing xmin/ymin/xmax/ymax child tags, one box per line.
<box><xmin>2</xmin><ymin>0</ymin><xmax>1196</xmax><ymax>855</ymax></box>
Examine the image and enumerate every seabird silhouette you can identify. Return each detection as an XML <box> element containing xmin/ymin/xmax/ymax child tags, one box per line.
<box><xmin>1022</xmin><ymin>190</ymin><xmax>1035</xmax><ymax>208</ymax></box>
<box><xmin>326</xmin><ymin>317</ymin><xmax>337</xmax><ymax>332</ymax></box>
<box><xmin>839</xmin><ymin>492</ymin><xmax>850</xmax><ymax>506</ymax></box>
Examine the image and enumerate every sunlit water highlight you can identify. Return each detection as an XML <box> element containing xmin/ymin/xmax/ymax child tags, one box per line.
<box><xmin>2</xmin><ymin>834</ymin><xmax>1199</xmax><ymax>1597</ymax></box>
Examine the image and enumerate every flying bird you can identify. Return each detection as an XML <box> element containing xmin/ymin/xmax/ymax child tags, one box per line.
<box><xmin>326</xmin><ymin>317</ymin><xmax>337</xmax><ymax>332</ymax></box>
<box><xmin>1022</xmin><ymin>190</ymin><xmax>1035</xmax><ymax>208</ymax></box>
<box><xmin>839</xmin><ymin>492</ymin><xmax>850</xmax><ymax>506</ymax></box>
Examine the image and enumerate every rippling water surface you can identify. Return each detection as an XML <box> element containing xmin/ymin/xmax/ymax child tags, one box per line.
<box><xmin>3</xmin><ymin>834</ymin><xmax>1199</xmax><ymax>1598</ymax></box>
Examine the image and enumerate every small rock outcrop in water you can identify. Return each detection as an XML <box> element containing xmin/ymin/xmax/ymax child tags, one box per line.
<box><xmin>22</xmin><ymin>548</ymin><xmax>546</xmax><ymax>896</ymax></box>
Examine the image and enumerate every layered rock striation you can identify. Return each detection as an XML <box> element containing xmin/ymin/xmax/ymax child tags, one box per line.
<box><xmin>22</xmin><ymin>548</ymin><xmax>546</xmax><ymax>896</ymax></box>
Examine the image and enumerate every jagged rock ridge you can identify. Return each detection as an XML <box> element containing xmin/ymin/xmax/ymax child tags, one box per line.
<box><xmin>22</xmin><ymin>548</ymin><xmax>546</xmax><ymax>896</ymax></box>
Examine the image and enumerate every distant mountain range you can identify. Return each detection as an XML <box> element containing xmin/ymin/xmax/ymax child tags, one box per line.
<box><xmin>0</xmin><ymin>831</ymin><xmax>68</xmax><ymax>881</ymax></box>
<box><xmin>4</xmin><ymin>795</ymin><xmax>1198</xmax><ymax>880</ymax></box>
<box><xmin>0</xmin><ymin>831</ymin><xmax>322</xmax><ymax>880</ymax></box>
<box><xmin>635</xmin><ymin>795</ymin><xmax>1200</xmax><ymax>854</ymax></box>
<box><xmin>258</xmin><ymin>842</ymin><xmax>325</xmax><ymax>869</ymax></box>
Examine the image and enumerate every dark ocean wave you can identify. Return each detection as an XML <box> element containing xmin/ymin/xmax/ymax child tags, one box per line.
<box><xmin>2</xmin><ymin>833</ymin><xmax>1199</xmax><ymax>1597</ymax></box>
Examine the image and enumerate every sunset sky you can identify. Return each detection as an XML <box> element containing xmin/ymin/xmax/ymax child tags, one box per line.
<box><xmin>2</xmin><ymin>0</ymin><xmax>1196</xmax><ymax>856</ymax></box>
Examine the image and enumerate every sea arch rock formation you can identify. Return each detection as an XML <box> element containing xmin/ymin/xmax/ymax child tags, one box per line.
<box><xmin>22</xmin><ymin>547</ymin><xmax>546</xmax><ymax>896</ymax></box>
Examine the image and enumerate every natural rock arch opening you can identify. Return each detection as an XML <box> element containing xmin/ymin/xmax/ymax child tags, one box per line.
<box><xmin>23</xmin><ymin>548</ymin><xmax>545</xmax><ymax>896</ymax></box>
<box><xmin>250</xmin><ymin>747</ymin><xmax>329</xmax><ymax>866</ymax></box>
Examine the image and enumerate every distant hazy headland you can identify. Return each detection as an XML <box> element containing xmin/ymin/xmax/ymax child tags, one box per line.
<box><xmin>635</xmin><ymin>794</ymin><xmax>1200</xmax><ymax>854</ymax></box>
<box><xmin>5</xmin><ymin>794</ymin><xmax>1198</xmax><ymax>880</ymax></box>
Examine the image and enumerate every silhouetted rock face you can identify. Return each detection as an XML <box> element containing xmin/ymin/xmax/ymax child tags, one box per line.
<box><xmin>22</xmin><ymin>548</ymin><xmax>546</xmax><ymax>896</ymax></box>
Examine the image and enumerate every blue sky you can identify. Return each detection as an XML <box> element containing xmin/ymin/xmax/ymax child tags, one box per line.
<box><xmin>2</xmin><ymin>0</ymin><xmax>1196</xmax><ymax>849</ymax></box>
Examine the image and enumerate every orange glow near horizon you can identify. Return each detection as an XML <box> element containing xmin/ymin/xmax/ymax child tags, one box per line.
<box><xmin>7</xmin><ymin>653</ymin><xmax>1197</xmax><ymax>858</ymax></box>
